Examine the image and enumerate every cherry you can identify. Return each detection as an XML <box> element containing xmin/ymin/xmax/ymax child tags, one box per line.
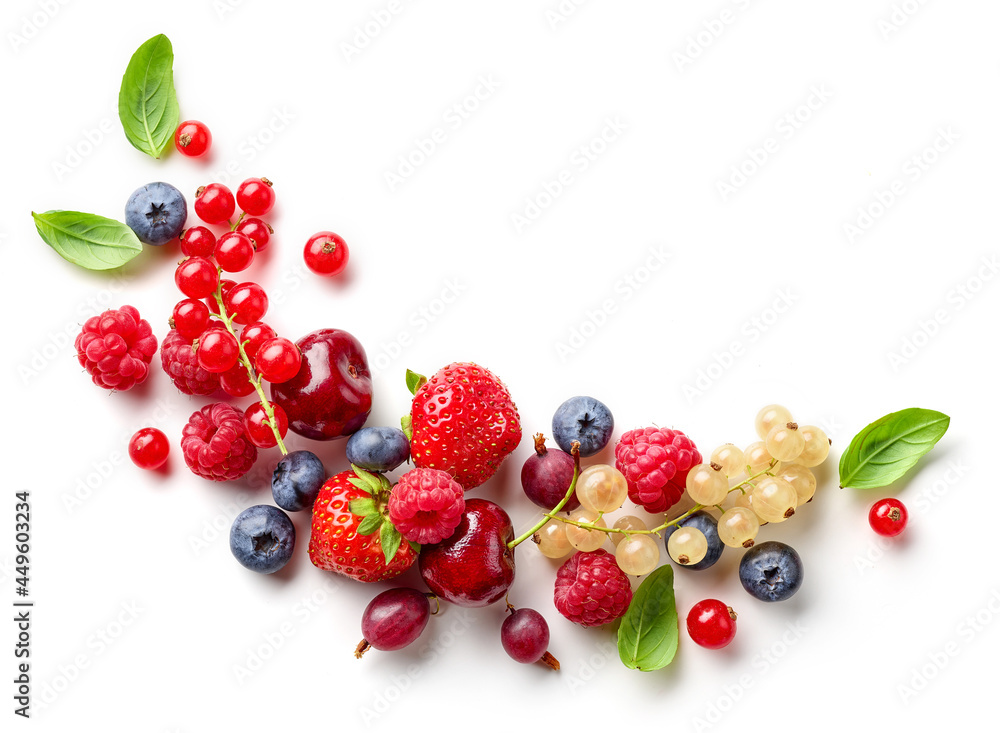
<box><xmin>174</xmin><ymin>120</ymin><xmax>212</xmax><ymax>158</ymax></box>
<box><xmin>220</xmin><ymin>364</ymin><xmax>256</xmax><ymax>397</ymax></box>
<box><xmin>240</xmin><ymin>322</ymin><xmax>277</xmax><ymax>361</ymax></box>
<box><xmin>215</xmin><ymin>231</ymin><xmax>255</xmax><ymax>273</ymax></box>
<box><xmin>686</xmin><ymin>599</ymin><xmax>737</xmax><ymax>649</ymax></box>
<box><xmin>304</xmin><ymin>231</ymin><xmax>349</xmax><ymax>276</ymax></box>
<box><xmin>255</xmin><ymin>337</ymin><xmax>301</xmax><ymax>383</ymax></box>
<box><xmin>244</xmin><ymin>402</ymin><xmax>289</xmax><ymax>449</ymax></box>
<box><xmin>175</xmin><ymin>257</ymin><xmax>219</xmax><ymax>299</ymax></box>
<box><xmin>236</xmin><ymin>177</ymin><xmax>275</xmax><ymax>217</ymax></box>
<box><xmin>195</xmin><ymin>183</ymin><xmax>236</xmax><ymax>225</ymax></box>
<box><xmin>236</xmin><ymin>218</ymin><xmax>272</xmax><ymax>252</ymax></box>
<box><xmin>171</xmin><ymin>299</ymin><xmax>210</xmax><ymax>341</ymax></box>
<box><xmin>225</xmin><ymin>282</ymin><xmax>268</xmax><ymax>324</ymax></box>
<box><xmin>128</xmin><ymin>427</ymin><xmax>170</xmax><ymax>470</ymax></box>
<box><xmin>196</xmin><ymin>329</ymin><xmax>239</xmax><ymax>373</ymax></box>
<box><xmin>180</xmin><ymin>226</ymin><xmax>217</xmax><ymax>257</ymax></box>
<box><xmin>869</xmin><ymin>498</ymin><xmax>908</xmax><ymax>537</ymax></box>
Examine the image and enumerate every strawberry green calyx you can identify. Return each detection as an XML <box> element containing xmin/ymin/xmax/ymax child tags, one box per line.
<box><xmin>405</xmin><ymin>368</ymin><xmax>427</xmax><ymax>396</ymax></box>
<box><xmin>346</xmin><ymin>465</ymin><xmax>405</xmax><ymax>565</ymax></box>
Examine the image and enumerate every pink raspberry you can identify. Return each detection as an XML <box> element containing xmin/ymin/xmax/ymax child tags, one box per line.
<box><xmin>74</xmin><ymin>305</ymin><xmax>157</xmax><ymax>391</ymax></box>
<box><xmin>181</xmin><ymin>403</ymin><xmax>257</xmax><ymax>481</ymax></box>
<box><xmin>160</xmin><ymin>328</ymin><xmax>220</xmax><ymax>396</ymax></box>
<box><xmin>615</xmin><ymin>427</ymin><xmax>701</xmax><ymax>514</ymax></box>
<box><xmin>554</xmin><ymin>549</ymin><xmax>633</xmax><ymax>627</ymax></box>
<box><xmin>388</xmin><ymin>468</ymin><xmax>465</xmax><ymax>545</ymax></box>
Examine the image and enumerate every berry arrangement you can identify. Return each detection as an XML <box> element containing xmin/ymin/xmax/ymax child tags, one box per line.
<box><xmin>42</xmin><ymin>33</ymin><xmax>953</xmax><ymax>676</ymax></box>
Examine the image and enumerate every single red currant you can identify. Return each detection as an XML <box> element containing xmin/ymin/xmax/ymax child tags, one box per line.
<box><xmin>236</xmin><ymin>218</ymin><xmax>272</xmax><ymax>252</ymax></box>
<box><xmin>304</xmin><ymin>231</ymin><xmax>349</xmax><ymax>276</ymax></box>
<box><xmin>175</xmin><ymin>257</ymin><xmax>220</xmax><ymax>299</ymax></box>
<box><xmin>220</xmin><ymin>363</ymin><xmax>256</xmax><ymax>397</ymax></box>
<box><xmin>244</xmin><ymin>402</ymin><xmax>289</xmax><ymax>449</ymax></box>
<box><xmin>128</xmin><ymin>427</ymin><xmax>170</xmax><ymax>470</ymax></box>
<box><xmin>195</xmin><ymin>183</ymin><xmax>236</xmax><ymax>225</ymax></box>
<box><xmin>686</xmin><ymin>600</ymin><xmax>737</xmax><ymax>650</ymax></box>
<box><xmin>236</xmin><ymin>177</ymin><xmax>275</xmax><ymax>217</ymax></box>
<box><xmin>180</xmin><ymin>226</ymin><xmax>217</xmax><ymax>257</ymax></box>
<box><xmin>196</xmin><ymin>329</ymin><xmax>240</xmax><ymax>373</ymax></box>
<box><xmin>171</xmin><ymin>299</ymin><xmax>211</xmax><ymax>341</ymax></box>
<box><xmin>215</xmin><ymin>231</ymin><xmax>256</xmax><ymax>273</ymax></box>
<box><xmin>869</xmin><ymin>498</ymin><xmax>908</xmax><ymax>537</ymax></box>
<box><xmin>224</xmin><ymin>282</ymin><xmax>269</xmax><ymax>324</ymax></box>
<box><xmin>255</xmin><ymin>337</ymin><xmax>301</xmax><ymax>383</ymax></box>
<box><xmin>174</xmin><ymin>120</ymin><xmax>212</xmax><ymax>158</ymax></box>
<box><xmin>240</xmin><ymin>322</ymin><xmax>276</xmax><ymax>361</ymax></box>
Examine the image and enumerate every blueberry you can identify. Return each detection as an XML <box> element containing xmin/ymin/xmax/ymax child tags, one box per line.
<box><xmin>346</xmin><ymin>426</ymin><xmax>410</xmax><ymax>472</ymax></box>
<box><xmin>739</xmin><ymin>540</ymin><xmax>804</xmax><ymax>602</ymax></box>
<box><xmin>663</xmin><ymin>510</ymin><xmax>724</xmax><ymax>570</ymax></box>
<box><xmin>125</xmin><ymin>181</ymin><xmax>187</xmax><ymax>245</ymax></box>
<box><xmin>229</xmin><ymin>505</ymin><xmax>295</xmax><ymax>574</ymax></box>
<box><xmin>271</xmin><ymin>450</ymin><xmax>326</xmax><ymax>512</ymax></box>
<box><xmin>551</xmin><ymin>396</ymin><xmax>614</xmax><ymax>457</ymax></box>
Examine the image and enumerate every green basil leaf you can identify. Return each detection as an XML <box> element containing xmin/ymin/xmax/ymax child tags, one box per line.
<box><xmin>618</xmin><ymin>565</ymin><xmax>678</xmax><ymax>671</ymax></box>
<box><xmin>118</xmin><ymin>34</ymin><xmax>179</xmax><ymax>158</ymax></box>
<box><xmin>405</xmin><ymin>369</ymin><xmax>427</xmax><ymax>396</ymax></box>
<box><xmin>839</xmin><ymin>408</ymin><xmax>950</xmax><ymax>489</ymax></box>
<box><xmin>380</xmin><ymin>522</ymin><xmax>402</xmax><ymax>565</ymax></box>
<box><xmin>356</xmin><ymin>514</ymin><xmax>383</xmax><ymax>536</ymax></box>
<box><xmin>32</xmin><ymin>210</ymin><xmax>142</xmax><ymax>270</ymax></box>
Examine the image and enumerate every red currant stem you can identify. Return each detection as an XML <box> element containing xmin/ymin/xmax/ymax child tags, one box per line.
<box><xmin>507</xmin><ymin>441</ymin><xmax>581</xmax><ymax>549</ymax></box>
<box><xmin>229</xmin><ymin>212</ymin><xmax>246</xmax><ymax>232</ymax></box>
<box><xmin>210</xmin><ymin>272</ymin><xmax>288</xmax><ymax>455</ymax></box>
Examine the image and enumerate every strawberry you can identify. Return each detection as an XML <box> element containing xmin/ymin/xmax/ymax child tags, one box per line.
<box><xmin>308</xmin><ymin>468</ymin><xmax>417</xmax><ymax>583</ymax></box>
<box><xmin>404</xmin><ymin>362</ymin><xmax>522</xmax><ymax>490</ymax></box>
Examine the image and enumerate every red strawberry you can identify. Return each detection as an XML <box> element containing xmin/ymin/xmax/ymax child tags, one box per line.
<box><xmin>308</xmin><ymin>468</ymin><xmax>417</xmax><ymax>583</ymax></box>
<box><xmin>406</xmin><ymin>363</ymin><xmax>522</xmax><ymax>490</ymax></box>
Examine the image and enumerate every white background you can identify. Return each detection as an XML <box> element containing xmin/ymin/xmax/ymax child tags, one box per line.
<box><xmin>2</xmin><ymin>0</ymin><xmax>996</xmax><ymax>729</ymax></box>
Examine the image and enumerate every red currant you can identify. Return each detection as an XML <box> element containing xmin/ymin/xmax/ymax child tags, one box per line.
<box><xmin>220</xmin><ymin>363</ymin><xmax>256</xmax><ymax>397</ymax></box>
<box><xmin>175</xmin><ymin>257</ymin><xmax>220</xmax><ymax>299</ymax></box>
<box><xmin>224</xmin><ymin>282</ymin><xmax>269</xmax><ymax>324</ymax></box>
<box><xmin>195</xmin><ymin>183</ymin><xmax>236</xmax><ymax>225</ymax></box>
<box><xmin>196</xmin><ymin>329</ymin><xmax>239</xmax><ymax>373</ymax></box>
<box><xmin>236</xmin><ymin>177</ymin><xmax>275</xmax><ymax>217</ymax></box>
<box><xmin>215</xmin><ymin>231</ymin><xmax>256</xmax><ymax>273</ymax></box>
<box><xmin>244</xmin><ymin>402</ymin><xmax>288</xmax><ymax>449</ymax></box>
<box><xmin>869</xmin><ymin>498</ymin><xmax>908</xmax><ymax>537</ymax></box>
<box><xmin>240</xmin><ymin>322</ymin><xmax>277</xmax><ymax>361</ymax></box>
<box><xmin>236</xmin><ymin>217</ymin><xmax>272</xmax><ymax>252</ymax></box>
<box><xmin>304</xmin><ymin>231</ymin><xmax>349</xmax><ymax>276</ymax></box>
<box><xmin>180</xmin><ymin>226</ymin><xmax>217</xmax><ymax>257</ymax></box>
<box><xmin>171</xmin><ymin>299</ymin><xmax>211</xmax><ymax>341</ymax></box>
<box><xmin>174</xmin><ymin>120</ymin><xmax>212</xmax><ymax>158</ymax></box>
<box><xmin>255</xmin><ymin>337</ymin><xmax>301</xmax><ymax>383</ymax></box>
<box><xmin>128</xmin><ymin>427</ymin><xmax>170</xmax><ymax>470</ymax></box>
<box><xmin>686</xmin><ymin>600</ymin><xmax>737</xmax><ymax>650</ymax></box>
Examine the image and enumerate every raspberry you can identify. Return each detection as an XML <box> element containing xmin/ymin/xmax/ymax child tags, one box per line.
<box><xmin>181</xmin><ymin>403</ymin><xmax>258</xmax><ymax>481</ymax></box>
<box><xmin>74</xmin><ymin>305</ymin><xmax>157</xmax><ymax>391</ymax></box>
<box><xmin>160</xmin><ymin>328</ymin><xmax>220</xmax><ymax>396</ymax></box>
<box><xmin>614</xmin><ymin>427</ymin><xmax>701</xmax><ymax>514</ymax></box>
<box><xmin>388</xmin><ymin>468</ymin><xmax>466</xmax><ymax>545</ymax></box>
<box><xmin>554</xmin><ymin>549</ymin><xmax>633</xmax><ymax>627</ymax></box>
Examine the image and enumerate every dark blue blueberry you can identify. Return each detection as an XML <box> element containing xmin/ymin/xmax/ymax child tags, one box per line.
<box><xmin>229</xmin><ymin>505</ymin><xmax>295</xmax><ymax>574</ymax></box>
<box><xmin>551</xmin><ymin>396</ymin><xmax>614</xmax><ymax>457</ymax></box>
<box><xmin>125</xmin><ymin>181</ymin><xmax>187</xmax><ymax>245</ymax></box>
<box><xmin>739</xmin><ymin>541</ymin><xmax>804</xmax><ymax>602</ymax></box>
<box><xmin>346</xmin><ymin>426</ymin><xmax>410</xmax><ymax>472</ymax></box>
<box><xmin>663</xmin><ymin>510</ymin><xmax>724</xmax><ymax>571</ymax></box>
<box><xmin>271</xmin><ymin>450</ymin><xmax>326</xmax><ymax>512</ymax></box>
